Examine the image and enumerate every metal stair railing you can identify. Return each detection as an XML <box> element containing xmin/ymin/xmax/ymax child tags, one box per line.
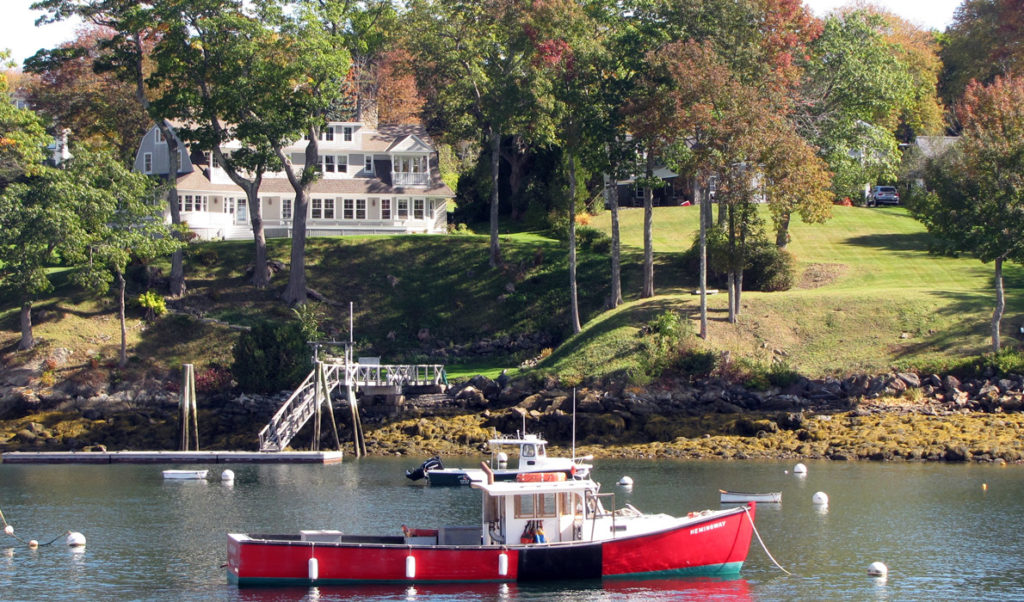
<box><xmin>258</xmin><ymin>364</ymin><xmax>342</xmax><ymax>451</ymax></box>
<box><xmin>258</xmin><ymin>361</ymin><xmax>445</xmax><ymax>452</ymax></box>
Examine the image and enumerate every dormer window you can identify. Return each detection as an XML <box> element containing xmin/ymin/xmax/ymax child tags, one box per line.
<box><xmin>343</xmin><ymin>126</ymin><xmax>353</xmax><ymax>142</ymax></box>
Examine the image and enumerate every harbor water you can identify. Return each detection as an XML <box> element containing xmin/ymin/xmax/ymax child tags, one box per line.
<box><xmin>1</xmin><ymin>457</ymin><xmax>1022</xmax><ymax>600</ymax></box>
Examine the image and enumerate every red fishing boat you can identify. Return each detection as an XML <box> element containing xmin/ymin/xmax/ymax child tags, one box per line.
<box><xmin>226</xmin><ymin>467</ymin><xmax>756</xmax><ymax>586</ymax></box>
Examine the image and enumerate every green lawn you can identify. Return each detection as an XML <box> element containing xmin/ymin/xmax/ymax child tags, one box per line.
<box><xmin>3</xmin><ymin>203</ymin><xmax>1022</xmax><ymax>383</ymax></box>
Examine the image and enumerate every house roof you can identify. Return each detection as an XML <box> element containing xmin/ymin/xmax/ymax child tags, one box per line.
<box><xmin>362</xmin><ymin>124</ymin><xmax>435</xmax><ymax>152</ymax></box>
<box><xmin>617</xmin><ymin>166</ymin><xmax>679</xmax><ymax>185</ymax></box>
<box><xmin>176</xmin><ymin>169</ymin><xmax>454</xmax><ymax>197</ymax></box>
<box><xmin>915</xmin><ymin>136</ymin><xmax>958</xmax><ymax>158</ymax></box>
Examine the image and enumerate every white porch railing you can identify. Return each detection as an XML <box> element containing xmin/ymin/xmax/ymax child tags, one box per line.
<box><xmin>391</xmin><ymin>172</ymin><xmax>429</xmax><ymax>187</ymax></box>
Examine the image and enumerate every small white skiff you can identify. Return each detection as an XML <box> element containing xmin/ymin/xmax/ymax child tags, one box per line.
<box><xmin>162</xmin><ymin>469</ymin><xmax>209</xmax><ymax>480</ymax></box>
<box><xmin>719</xmin><ymin>490</ymin><xmax>781</xmax><ymax>504</ymax></box>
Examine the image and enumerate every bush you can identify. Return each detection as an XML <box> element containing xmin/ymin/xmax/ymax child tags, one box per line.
<box><xmin>744</xmin><ymin>243</ymin><xmax>796</xmax><ymax>292</ymax></box>
<box><xmin>232</xmin><ymin>320</ymin><xmax>312</xmax><ymax>394</ymax></box>
<box><xmin>674</xmin><ymin>350</ymin><xmax>717</xmax><ymax>379</ymax></box>
<box><xmin>944</xmin><ymin>349</ymin><xmax>1024</xmax><ymax>379</ymax></box>
<box><xmin>682</xmin><ymin>235</ymin><xmax>795</xmax><ymax>292</ymax></box>
<box><xmin>577</xmin><ymin>226</ymin><xmax>611</xmax><ymax>254</ymax></box>
<box><xmin>195</xmin><ymin>365</ymin><xmax>233</xmax><ymax>393</ymax></box>
<box><xmin>135</xmin><ymin>291</ymin><xmax>167</xmax><ymax>321</ymax></box>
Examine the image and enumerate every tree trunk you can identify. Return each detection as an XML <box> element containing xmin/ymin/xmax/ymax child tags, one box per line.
<box><xmin>246</xmin><ymin>183</ymin><xmax>270</xmax><ymax>288</ymax></box>
<box><xmin>992</xmin><ymin>256</ymin><xmax>1005</xmax><ymax>353</ymax></box>
<box><xmin>212</xmin><ymin>141</ymin><xmax>269</xmax><ymax>288</ymax></box>
<box><xmin>279</xmin><ymin>130</ymin><xmax>319</xmax><ymax>306</ymax></box>
<box><xmin>568</xmin><ymin>151</ymin><xmax>581</xmax><ymax>334</ymax></box>
<box><xmin>775</xmin><ymin>210</ymin><xmax>791</xmax><ymax>248</ymax></box>
<box><xmin>727</xmin><ymin>203</ymin><xmax>736</xmax><ymax>324</ymax></box>
<box><xmin>500</xmin><ymin>135</ymin><xmax>529</xmax><ymax>220</ymax></box>
<box><xmin>117</xmin><ymin>271</ymin><xmax>128</xmax><ymax>367</ymax></box>
<box><xmin>162</xmin><ymin>130</ymin><xmax>186</xmax><ymax>298</ymax></box>
<box><xmin>735</xmin><ymin>198</ymin><xmax>748</xmax><ymax>317</ymax></box>
<box><xmin>717</xmin><ymin>191</ymin><xmax>727</xmax><ymax>228</ymax></box>
<box><xmin>605</xmin><ymin>168</ymin><xmax>622</xmax><ymax>308</ymax></box>
<box><xmin>641</xmin><ymin>152</ymin><xmax>655</xmax><ymax>298</ymax></box>
<box><xmin>489</xmin><ymin>129</ymin><xmax>502</xmax><ymax>268</ymax></box>
<box><xmin>132</xmin><ymin>33</ymin><xmax>185</xmax><ymax>298</ymax></box>
<box><xmin>697</xmin><ymin>176</ymin><xmax>709</xmax><ymax>339</ymax></box>
<box><xmin>18</xmin><ymin>301</ymin><xmax>34</xmax><ymax>351</ymax></box>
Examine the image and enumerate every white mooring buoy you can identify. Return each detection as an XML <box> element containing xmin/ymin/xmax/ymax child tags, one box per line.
<box><xmin>221</xmin><ymin>469</ymin><xmax>235</xmax><ymax>483</ymax></box>
<box><xmin>617</xmin><ymin>476</ymin><xmax>634</xmax><ymax>487</ymax></box>
<box><xmin>793</xmin><ymin>463</ymin><xmax>808</xmax><ymax>475</ymax></box>
<box><xmin>3</xmin><ymin>525</ymin><xmax>12</xmax><ymax>536</ymax></box>
<box><xmin>868</xmin><ymin>561</ymin><xmax>888</xmax><ymax>577</ymax></box>
<box><xmin>28</xmin><ymin>540</ymin><xmax>38</xmax><ymax>549</ymax></box>
<box><xmin>66</xmin><ymin>532</ymin><xmax>86</xmax><ymax>548</ymax></box>
<box><xmin>812</xmin><ymin>491</ymin><xmax>829</xmax><ymax>505</ymax></box>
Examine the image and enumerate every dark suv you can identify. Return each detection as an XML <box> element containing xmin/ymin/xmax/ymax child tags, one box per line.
<box><xmin>870</xmin><ymin>185</ymin><xmax>900</xmax><ymax>206</ymax></box>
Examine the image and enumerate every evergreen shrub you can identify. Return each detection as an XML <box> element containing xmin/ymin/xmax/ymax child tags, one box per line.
<box><xmin>232</xmin><ymin>320</ymin><xmax>312</xmax><ymax>393</ymax></box>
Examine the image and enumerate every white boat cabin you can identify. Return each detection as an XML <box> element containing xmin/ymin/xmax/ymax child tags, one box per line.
<box><xmin>476</xmin><ymin>477</ymin><xmax>605</xmax><ymax>546</ymax></box>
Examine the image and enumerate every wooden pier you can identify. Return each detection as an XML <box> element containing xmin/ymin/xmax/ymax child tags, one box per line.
<box><xmin>0</xmin><ymin>450</ymin><xmax>344</xmax><ymax>464</ymax></box>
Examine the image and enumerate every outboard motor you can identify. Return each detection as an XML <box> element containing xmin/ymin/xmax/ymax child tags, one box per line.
<box><xmin>405</xmin><ymin>456</ymin><xmax>443</xmax><ymax>481</ymax></box>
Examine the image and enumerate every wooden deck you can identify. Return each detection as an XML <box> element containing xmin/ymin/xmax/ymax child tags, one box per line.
<box><xmin>0</xmin><ymin>450</ymin><xmax>343</xmax><ymax>464</ymax></box>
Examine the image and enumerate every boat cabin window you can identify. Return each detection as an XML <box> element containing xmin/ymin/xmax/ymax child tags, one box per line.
<box><xmin>522</xmin><ymin>445</ymin><xmax>535</xmax><ymax>458</ymax></box>
<box><xmin>514</xmin><ymin>493</ymin><xmax>558</xmax><ymax>518</ymax></box>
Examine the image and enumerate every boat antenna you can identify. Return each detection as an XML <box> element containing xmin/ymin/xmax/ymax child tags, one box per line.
<box><xmin>572</xmin><ymin>387</ymin><xmax>577</xmax><ymax>460</ymax></box>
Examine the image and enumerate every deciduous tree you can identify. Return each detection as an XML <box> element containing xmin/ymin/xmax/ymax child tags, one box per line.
<box><xmin>32</xmin><ymin>0</ymin><xmax>190</xmax><ymax>297</ymax></box>
<box><xmin>912</xmin><ymin>76</ymin><xmax>1024</xmax><ymax>352</ymax></box>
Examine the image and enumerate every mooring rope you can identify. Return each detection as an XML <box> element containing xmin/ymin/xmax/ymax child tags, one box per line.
<box><xmin>743</xmin><ymin>506</ymin><xmax>792</xmax><ymax>576</ymax></box>
<box><xmin>1</xmin><ymin>503</ymin><xmax>69</xmax><ymax>547</ymax></box>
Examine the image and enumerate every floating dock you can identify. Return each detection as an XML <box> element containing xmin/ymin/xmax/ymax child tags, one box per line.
<box><xmin>0</xmin><ymin>451</ymin><xmax>343</xmax><ymax>464</ymax></box>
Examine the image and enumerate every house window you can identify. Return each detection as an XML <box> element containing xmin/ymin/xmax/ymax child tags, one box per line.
<box><xmin>282</xmin><ymin>198</ymin><xmax>292</xmax><ymax>220</ymax></box>
<box><xmin>155</xmin><ymin>129</ymin><xmax>164</xmax><ymax>143</ymax></box>
<box><xmin>381</xmin><ymin>198</ymin><xmax>391</xmax><ymax>220</ymax></box>
<box><xmin>322</xmin><ymin>126</ymin><xmax>334</xmax><ymax>141</ymax></box>
<box><xmin>312</xmin><ymin>198</ymin><xmax>323</xmax><ymax>219</ymax></box>
<box><xmin>394</xmin><ymin>156</ymin><xmax>427</xmax><ymax>174</ymax></box>
<box><xmin>343</xmin><ymin>126</ymin><xmax>353</xmax><ymax>142</ymax></box>
<box><xmin>323</xmin><ymin>155</ymin><xmax>336</xmax><ymax>173</ymax></box>
<box><xmin>223</xmin><ymin>197</ymin><xmax>235</xmax><ymax>215</ymax></box>
<box><xmin>413</xmin><ymin>199</ymin><xmax>425</xmax><ymax>219</ymax></box>
<box><xmin>635</xmin><ymin>187</ymin><xmax>644</xmax><ymax>199</ymax></box>
<box><xmin>324</xmin><ymin>198</ymin><xmax>335</xmax><ymax>219</ymax></box>
<box><xmin>236</xmin><ymin>198</ymin><xmax>248</xmax><ymax>224</ymax></box>
<box><xmin>143</xmin><ymin>153</ymin><xmax>153</xmax><ymax>173</ymax></box>
<box><xmin>343</xmin><ymin>198</ymin><xmax>354</xmax><ymax>220</ymax></box>
<box><xmin>356</xmin><ymin>199</ymin><xmax>366</xmax><ymax>220</ymax></box>
<box><xmin>364</xmin><ymin>155</ymin><xmax>374</xmax><ymax>173</ymax></box>
<box><xmin>179</xmin><ymin>195</ymin><xmax>207</xmax><ymax>212</ymax></box>
<box><xmin>397</xmin><ymin>199</ymin><xmax>409</xmax><ymax>219</ymax></box>
<box><xmin>338</xmin><ymin>155</ymin><xmax>347</xmax><ymax>173</ymax></box>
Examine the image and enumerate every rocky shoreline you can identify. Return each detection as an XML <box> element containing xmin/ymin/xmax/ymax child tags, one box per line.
<box><xmin>3</xmin><ymin>357</ymin><xmax>1024</xmax><ymax>463</ymax></box>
